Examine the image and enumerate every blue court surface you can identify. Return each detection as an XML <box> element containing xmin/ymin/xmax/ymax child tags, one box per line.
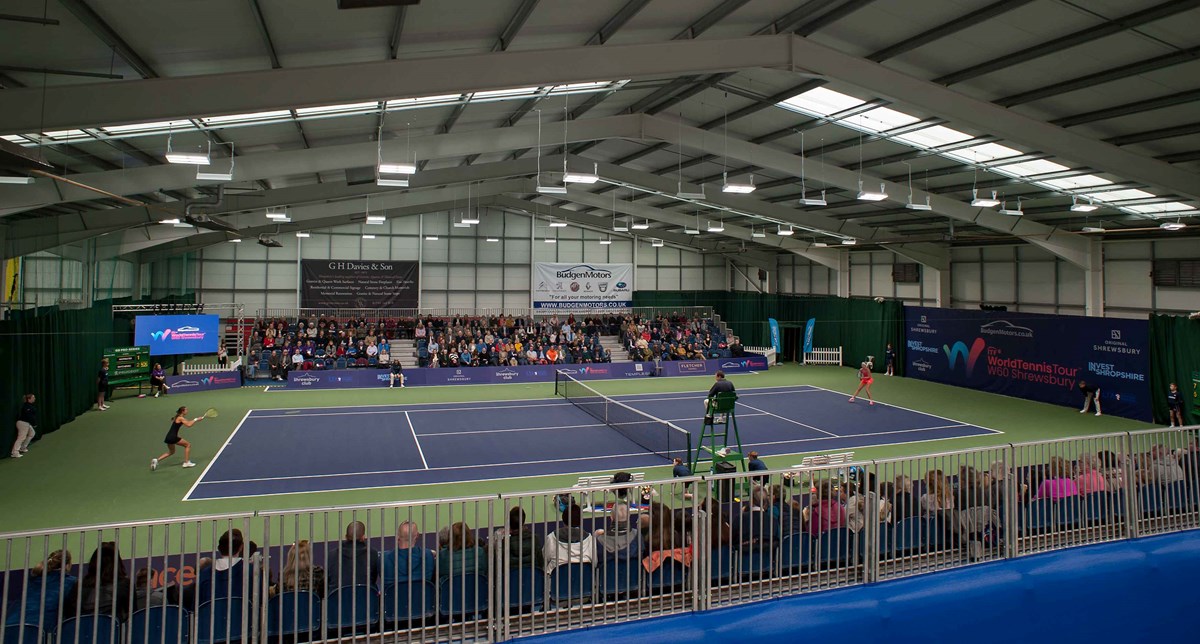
<box><xmin>184</xmin><ymin>385</ymin><xmax>1001</xmax><ymax>500</ymax></box>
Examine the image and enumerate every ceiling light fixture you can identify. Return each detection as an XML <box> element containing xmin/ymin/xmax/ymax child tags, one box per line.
<box><xmin>544</xmin><ymin>237</ymin><xmax>557</xmax><ymax>243</ymax></box>
<box><xmin>857</xmin><ymin>180</ymin><xmax>888</xmax><ymax>201</ymax></box>
<box><xmin>998</xmin><ymin>198</ymin><xmax>1024</xmax><ymax>216</ymax></box>
<box><xmin>295</xmin><ymin>232</ymin><xmax>310</xmax><ymax>238</ymax></box>
<box><xmin>196</xmin><ymin>142</ymin><xmax>235</xmax><ymax>181</ymax></box>
<box><xmin>425</xmin><ymin>235</ymin><xmax>440</xmax><ymax>241</ymax></box>
<box><xmin>971</xmin><ymin>189</ymin><xmax>1001</xmax><ymax>208</ymax></box>
<box><xmin>707</xmin><ymin>220</ymin><xmax>725</xmax><ymax>233</ymax></box>
<box><xmin>1161</xmin><ymin>221</ymin><xmax>1186</xmax><ymax>231</ymax></box>
<box><xmin>841</xmin><ymin>238</ymin><xmax>857</xmax><ymax>245</ymax></box>
<box><xmin>600</xmin><ymin>237</ymin><xmax>613</xmax><ymax>245</ymax></box>
<box><xmin>798</xmin><ymin>132</ymin><xmax>827</xmax><ymax>206</ymax></box>
<box><xmin>159</xmin><ymin>218</ymin><xmax>181</xmax><ymax>225</ymax></box>
<box><xmin>362</xmin><ymin>234</ymin><xmax>376</xmax><ymax>239</ymax></box>
<box><xmin>1081</xmin><ymin>226</ymin><xmax>1105</xmax><ymax>233</ymax></box>
<box><xmin>265</xmin><ymin>207</ymin><xmax>288</xmax><ymax>220</ymax></box>
<box><xmin>376</xmin><ymin>177</ymin><xmax>409</xmax><ymax>187</ymax></box>
<box><xmin>777</xmin><ymin>225</ymin><xmax>795</xmax><ymax>236</ymax></box>
<box><xmin>485</xmin><ymin>237</ymin><xmax>500</xmax><ymax>242</ymax></box>
<box><xmin>903</xmin><ymin>162</ymin><xmax>931</xmax><ymax>210</ymax></box>
<box><xmin>377</xmin><ymin>115</ymin><xmax>417</xmax><ymax>179</ymax></box>
<box><xmin>228</xmin><ymin>238</ymin><xmax>242</xmax><ymax>243</ymax></box>
<box><xmin>1070</xmin><ymin>196</ymin><xmax>1099</xmax><ymax>212</ymax></box>
<box><xmin>651</xmin><ymin>238</ymin><xmax>664</xmax><ymax>247</ymax></box>
<box><xmin>631</xmin><ymin>220</ymin><xmax>650</xmax><ymax>230</ymax></box>
<box><xmin>721</xmin><ymin>172</ymin><xmax>756</xmax><ymax>194</ymax></box>
<box><xmin>0</xmin><ymin>176</ymin><xmax>34</xmax><ymax>184</ymax></box>
<box><xmin>751</xmin><ymin>227</ymin><xmax>766</xmax><ymax>238</ymax></box>
<box><xmin>813</xmin><ymin>241</ymin><xmax>829</xmax><ymax>248</ymax></box>
<box><xmin>563</xmin><ymin>162</ymin><xmax>600</xmax><ymax>184</ymax></box>
<box><xmin>165</xmin><ymin>134</ymin><xmax>210</xmax><ymax>165</ymax></box>
<box><xmin>549</xmin><ymin>219</ymin><xmax>568</xmax><ymax>228</ymax></box>
<box><xmin>366</xmin><ymin>215</ymin><xmax>386</xmax><ymax>224</ymax></box>
<box><xmin>534</xmin><ymin>107</ymin><xmax>567</xmax><ymax>194</ymax></box>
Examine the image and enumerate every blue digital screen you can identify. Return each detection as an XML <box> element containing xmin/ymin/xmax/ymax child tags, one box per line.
<box><xmin>134</xmin><ymin>314</ymin><xmax>221</xmax><ymax>356</ymax></box>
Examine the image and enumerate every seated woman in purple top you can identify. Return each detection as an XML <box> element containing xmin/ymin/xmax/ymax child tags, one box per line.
<box><xmin>149</xmin><ymin>363</ymin><xmax>169</xmax><ymax>398</ymax></box>
<box><xmin>1034</xmin><ymin>456</ymin><xmax>1080</xmax><ymax>500</ymax></box>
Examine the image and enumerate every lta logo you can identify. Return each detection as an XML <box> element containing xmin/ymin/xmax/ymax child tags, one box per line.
<box><xmin>943</xmin><ymin>338</ymin><xmax>986</xmax><ymax>376</ymax></box>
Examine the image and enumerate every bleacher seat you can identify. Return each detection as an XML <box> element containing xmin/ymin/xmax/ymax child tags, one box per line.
<box><xmin>335</xmin><ymin>358</ymin><xmax>348</xmax><ymax>369</ymax></box>
<box><xmin>816</xmin><ymin>527</ymin><xmax>855</xmax><ymax>568</ymax></box>
<box><xmin>506</xmin><ymin>567</ymin><xmax>546</xmax><ymax>612</ymax></box>
<box><xmin>266</xmin><ymin>590</ymin><xmax>320</xmax><ymax>639</ymax></box>
<box><xmin>382</xmin><ymin>580</ymin><xmax>436</xmax><ymax>624</ymax></box>
<box><xmin>738</xmin><ymin>545</ymin><xmax>773</xmax><ymax>579</ymax></box>
<box><xmin>355</xmin><ymin>358</ymin><xmax>368</xmax><ymax>368</ymax></box>
<box><xmin>1057</xmin><ymin>497</ymin><xmax>1083</xmax><ymax>528</ymax></box>
<box><xmin>598</xmin><ymin>557</ymin><xmax>639</xmax><ymax>598</ymax></box>
<box><xmin>58</xmin><ymin>614</ymin><xmax>121</xmax><ymax>644</ymax></box>
<box><xmin>779</xmin><ymin>533</ymin><xmax>811</xmax><ymax>573</ymax></box>
<box><xmin>130</xmin><ymin>605</ymin><xmax>191</xmax><ymax>644</ymax></box>
<box><xmin>438</xmin><ymin>574</ymin><xmax>489</xmax><ymax>620</ymax></box>
<box><xmin>1021</xmin><ymin>499</ymin><xmax>1056</xmax><ymax>535</ymax></box>
<box><xmin>196</xmin><ymin>597</ymin><xmax>243</xmax><ymax>644</ymax></box>
<box><xmin>549</xmin><ymin>563</ymin><xmax>593</xmax><ymax>605</ymax></box>
<box><xmin>647</xmin><ymin>558</ymin><xmax>688</xmax><ymax>593</ymax></box>
<box><xmin>325</xmin><ymin>585</ymin><xmax>379</xmax><ymax>633</ymax></box>
<box><xmin>890</xmin><ymin>517</ymin><xmax>926</xmax><ymax>556</ymax></box>
<box><xmin>3</xmin><ymin>624</ymin><xmax>41</xmax><ymax>644</ymax></box>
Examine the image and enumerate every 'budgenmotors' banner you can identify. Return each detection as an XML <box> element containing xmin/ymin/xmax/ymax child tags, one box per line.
<box><xmin>134</xmin><ymin>315</ymin><xmax>220</xmax><ymax>356</ymax></box>
<box><xmin>904</xmin><ymin>307</ymin><xmax>1150</xmax><ymax>420</ymax></box>
<box><xmin>532</xmin><ymin>263</ymin><xmax>633</xmax><ymax>310</ymax></box>
<box><xmin>300</xmin><ymin>260</ymin><xmax>418</xmax><ymax>309</ymax></box>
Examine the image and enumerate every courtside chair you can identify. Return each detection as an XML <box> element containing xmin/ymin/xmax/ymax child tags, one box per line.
<box><xmin>381</xmin><ymin>580</ymin><xmax>436</xmax><ymax>626</ymax></box>
<box><xmin>324</xmin><ymin>585</ymin><xmax>379</xmax><ymax>634</ymax></box>
<box><xmin>195</xmin><ymin>598</ymin><xmax>243</xmax><ymax>644</ymax></box>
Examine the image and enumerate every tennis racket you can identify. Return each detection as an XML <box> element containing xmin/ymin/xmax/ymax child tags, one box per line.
<box><xmin>203</xmin><ymin>407</ymin><xmax>219</xmax><ymax>419</ymax></box>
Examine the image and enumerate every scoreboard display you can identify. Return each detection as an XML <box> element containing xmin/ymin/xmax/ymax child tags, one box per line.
<box><xmin>105</xmin><ymin>346</ymin><xmax>150</xmax><ymax>386</ymax></box>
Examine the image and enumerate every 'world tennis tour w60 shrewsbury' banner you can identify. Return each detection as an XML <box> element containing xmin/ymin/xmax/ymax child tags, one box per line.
<box><xmin>532</xmin><ymin>263</ymin><xmax>633</xmax><ymax>310</ymax></box>
<box><xmin>904</xmin><ymin>307</ymin><xmax>1150</xmax><ymax>420</ymax></box>
<box><xmin>300</xmin><ymin>260</ymin><xmax>418</xmax><ymax>309</ymax></box>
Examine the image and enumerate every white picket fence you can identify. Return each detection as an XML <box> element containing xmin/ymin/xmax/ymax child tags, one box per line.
<box><xmin>180</xmin><ymin>357</ymin><xmax>241</xmax><ymax>375</ymax></box>
<box><xmin>803</xmin><ymin>346</ymin><xmax>843</xmax><ymax>365</ymax></box>
<box><xmin>743</xmin><ymin>345</ymin><xmax>776</xmax><ymax>365</ymax></box>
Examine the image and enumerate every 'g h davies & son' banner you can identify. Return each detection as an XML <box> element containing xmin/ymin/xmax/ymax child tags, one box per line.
<box><xmin>532</xmin><ymin>263</ymin><xmax>633</xmax><ymax>310</ymax></box>
<box><xmin>904</xmin><ymin>307</ymin><xmax>1150</xmax><ymax>420</ymax></box>
<box><xmin>300</xmin><ymin>260</ymin><xmax>419</xmax><ymax>309</ymax></box>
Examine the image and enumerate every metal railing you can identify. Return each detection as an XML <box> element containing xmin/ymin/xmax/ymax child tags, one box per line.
<box><xmin>2</xmin><ymin>425</ymin><xmax>1197</xmax><ymax>643</ymax></box>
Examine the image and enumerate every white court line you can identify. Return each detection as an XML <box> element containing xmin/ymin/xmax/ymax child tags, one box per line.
<box><xmin>250</xmin><ymin>400</ymin><xmax>572</xmax><ymax>417</ymax></box>
<box><xmin>747</xmin><ymin>423</ymin><xmax>973</xmax><ymax>449</ymax></box>
<box><xmin>404</xmin><ymin>411</ymin><xmax>429</xmax><ymax>469</ymax></box>
<box><xmin>419</xmin><ymin>422</ymin><xmax>607</xmax><ymax>437</ymax></box>
<box><xmin>182</xmin><ymin>410</ymin><xmax>252</xmax><ymax>501</ymax></box>
<box><xmin>194</xmin><ymin>449</ymin><xmax>655</xmax><ymax>486</ymax></box>
<box><xmin>736</xmin><ymin>401</ymin><xmax>840</xmax><ymax>437</ymax></box>
<box><xmin>806</xmin><ymin>384</ymin><xmax>1005</xmax><ymax>436</ymax></box>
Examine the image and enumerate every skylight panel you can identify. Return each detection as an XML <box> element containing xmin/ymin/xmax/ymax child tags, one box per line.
<box><xmin>892</xmin><ymin>125</ymin><xmax>973</xmax><ymax>148</ymax></box>
<box><xmin>1</xmin><ymin>134</ymin><xmax>30</xmax><ymax>144</ymax></box>
<box><xmin>550</xmin><ymin>81</ymin><xmax>610</xmax><ymax>92</ymax></box>
<box><xmin>101</xmin><ymin>120</ymin><xmax>195</xmax><ymax>134</ymax></box>
<box><xmin>992</xmin><ymin>159</ymin><xmax>1070</xmax><ymax>177</ymax></box>
<box><xmin>201</xmin><ymin>110</ymin><xmax>292</xmax><ymax>125</ymax></box>
<box><xmin>472</xmin><ymin>87</ymin><xmax>541</xmax><ymax>100</ymax></box>
<box><xmin>40</xmin><ymin>130</ymin><xmax>90</xmax><ymax>141</ymax></box>
<box><xmin>1084</xmin><ymin>188</ymin><xmax>1156</xmax><ymax>203</ymax></box>
<box><xmin>295</xmin><ymin>101</ymin><xmax>379</xmax><ymax>116</ymax></box>
<box><xmin>842</xmin><ymin>106</ymin><xmax>921</xmax><ymax>132</ymax></box>
<box><xmin>777</xmin><ymin>87</ymin><xmax>866</xmax><ymax>116</ymax></box>
<box><xmin>1039</xmin><ymin>175</ymin><xmax>1113</xmax><ymax>191</ymax></box>
<box><xmin>1123</xmin><ymin>202</ymin><xmax>1196</xmax><ymax>214</ymax></box>
<box><xmin>386</xmin><ymin>94</ymin><xmax>462</xmax><ymax>109</ymax></box>
<box><xmin>942</xmin><ymin>142</ymin><xmax>1022</xmax><ymax>163</ymax></box>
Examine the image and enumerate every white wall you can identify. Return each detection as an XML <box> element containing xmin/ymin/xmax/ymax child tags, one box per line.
<box><xmin>776</xmin><ymin>239</ymin><xmax>1200</xmax><ymax>318</ymax></box>
<box><xmin>160</xmin><ymin>209</ymin><xmax>729</xmax><ymax>314</ymax></box>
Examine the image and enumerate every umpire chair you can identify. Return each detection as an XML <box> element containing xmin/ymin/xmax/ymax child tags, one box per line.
<box><xmin>692</xmin><ymin>392</ymin><xmax>746</xmax><ymax>499</ymax></box>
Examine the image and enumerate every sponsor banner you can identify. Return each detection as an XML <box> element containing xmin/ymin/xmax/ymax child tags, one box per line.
<box><xmin>164</xmin><ymin>372</ymin><xmax>241</xmax><ymax>393</ymax></box>
<box><xmin>300</xmin><ymin>260</ymin><xmax>419</xmax><ymax>309</ymax></box>
<box><xmin>769</xmin><ymin>318</ymin><xmax>782</xmax><ymax>355</ymax></box>
<box><xmin>286</xmin><ymin>357</ymin><xmax>768</xmax><ymax>389</ymax></box>
<box><xmin>803</xmin><ymin>318</ymin><xmax>816</xmax><ymax>354</ymax></box>
<box><xmin>532</xmin><ymin>262</ymin><xmax>633</xmax><ymax>310</ymax></box>
<box><xmin>904</xmin><ymin>306</ymin><xmax>1150</xmax><ymax>420</ymax></box>
<box><xmin>134</xmin><ymin>315</ymin><xmax>221</xmax><ymax>356</ymax></box>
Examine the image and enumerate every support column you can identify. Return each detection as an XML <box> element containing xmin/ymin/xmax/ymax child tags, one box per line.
<box><xmin>837</xmin><ymin>250</ymin><xmax>850</xmax><ymax>298</ymax></box>
<box><xmin>933</xmin><ymin>266</ymin><xmax>952</xmax><ymax>308</ymax></box>
<box><xmin>1084</xmin><ymin>237</ymin><xmax>1104</xmax><ymax>317</ymax></box>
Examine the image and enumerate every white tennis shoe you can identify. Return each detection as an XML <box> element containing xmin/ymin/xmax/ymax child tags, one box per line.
<box><xmin>182</xmin><ymin>461</ymin><xmax>196</xmax><ymax>468</ymax></box>
<box><xmin>150</xmin><ymin>458</ymin><xmax>157</xmax><ymax>471</ymax></box>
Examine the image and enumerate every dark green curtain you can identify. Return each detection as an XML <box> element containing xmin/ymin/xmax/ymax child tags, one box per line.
<box><xmin>0</xmin><ymin>301</ymin><xmax>125</xmax><ymax>458</ymax></box>
<box><xmin>1149</xmin><ymin>314</ymin><xmax>1200</xmax><ymax>426</ymax></box>
<box><xmin>632</xmin><ymin>291</ymin><xmax>904</xmax><ymax>371</ymax></box>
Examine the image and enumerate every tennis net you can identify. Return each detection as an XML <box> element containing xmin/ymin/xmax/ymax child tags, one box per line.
<box><xmin>554</xmin><ymin>371</ymin><xmax>692</xmax><ymax>461</ymax></box>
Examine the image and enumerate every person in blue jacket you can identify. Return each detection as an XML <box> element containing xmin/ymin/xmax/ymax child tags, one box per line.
<box><xmin>5</xmin><ymin>550</ymin><xmax>76</xmax><ymax>628</ymax></box>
